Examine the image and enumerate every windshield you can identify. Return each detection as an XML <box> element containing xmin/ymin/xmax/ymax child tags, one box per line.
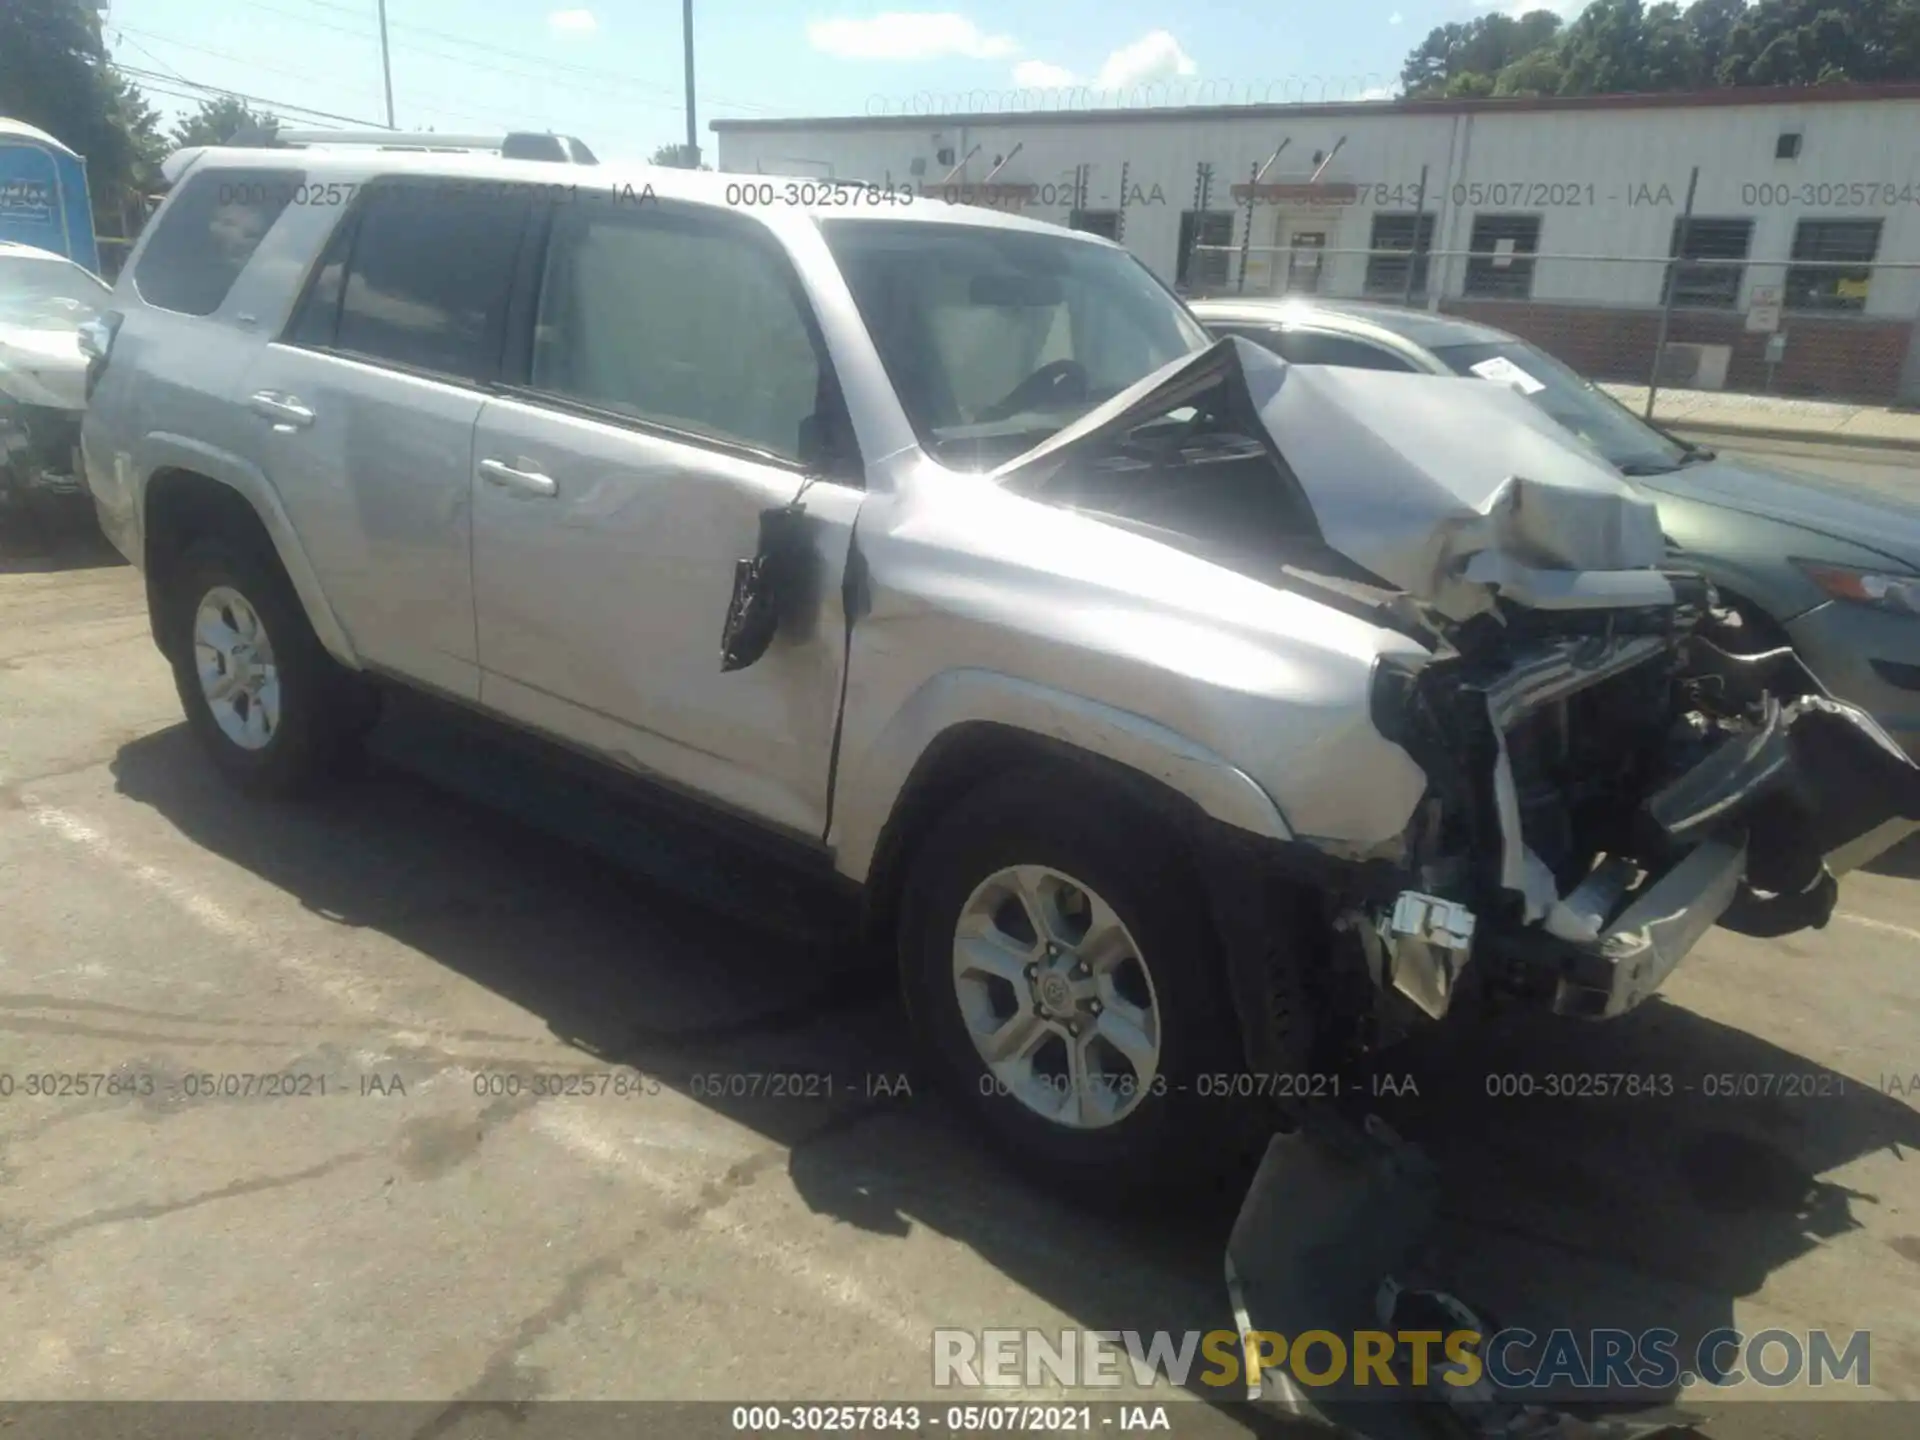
<box><xmin>1432</xmin><ymin>339</ymin><xmax>1692</xmax><ymax>475</ymax></box>
<box><xmin>821</xmin><ymin>219</ymin><xmax>1209</xmax><ymax>466</ymax></box>
<box><xmin>0</xmin><ymin>256</ymin><xmax>112</xmax><ymax>328</ymax></box>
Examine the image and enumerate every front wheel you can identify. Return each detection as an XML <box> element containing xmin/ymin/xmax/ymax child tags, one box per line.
<box><xmin>898</xmin><ymin>769</ymin><xmax>1260</xmax><ymax>1200</ymax></box>
<box><xmin>164</xmin><ymin>536</ymin><xmax>376</xmax><ymax>797</ymax></box>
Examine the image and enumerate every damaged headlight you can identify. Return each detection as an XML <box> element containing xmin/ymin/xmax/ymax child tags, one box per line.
<box><xmin>1795</xmin><ymin>559</ymin><xmax>1920</xmax><ymax>618</ymax></box>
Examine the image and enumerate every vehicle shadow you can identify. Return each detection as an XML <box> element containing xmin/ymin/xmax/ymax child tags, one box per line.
<box><xmin>0</xmin><ymin>503</ymin><xmax>124</xmax><ymax>575</ymax></box>
<box><xmin>106</xmin><ymin>701</ymin><xmax>1920</xmax><ymax>1428</ymax></box>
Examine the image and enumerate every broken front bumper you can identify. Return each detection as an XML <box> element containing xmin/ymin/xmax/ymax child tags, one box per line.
<box><xmin>1377</xmin><ymin>645</ymin><xmax>1920</xmax><ymax>1025</ymax></box>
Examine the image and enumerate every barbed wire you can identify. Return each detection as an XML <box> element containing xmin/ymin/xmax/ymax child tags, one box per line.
<box><xmin>862</xmin><ymin>77</ymin><xmax>1401</xmax><ymax>116</ymax></box>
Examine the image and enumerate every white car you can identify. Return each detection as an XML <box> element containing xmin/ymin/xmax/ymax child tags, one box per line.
<box><xmin>0</xmin><ymin>240</ymin><xmax>108</xmax><ymax>516</ymax></box>
<box><xmin>77</xmin><ymin>145</ymin><xmax>1920</xmax><ymax>1195</ymax></box>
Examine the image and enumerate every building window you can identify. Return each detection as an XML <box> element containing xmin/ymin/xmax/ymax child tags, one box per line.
<box><xmin>1364</xmin><ymin>213</ymin><xmax>1436</xmax><ymax>298</ymax></box>
<box><xmin>1786</xmin><ymin>219</ymin><xmax>1881</xmax><ymax>313</ymax></box>
<box><xmin>1775</xmin><ymin>132</ymin><xmax>1802</xmax><ymax>160</ymax></box>
<box><xmin>1177</xmin><ymin>210</ymin><xmax>1235</xmax><ymax>291</ymax></box>
<box><xmin>1665</xmin><ymin>217</ymin><xmax>1752</xmax><ymax>309</ymax></box>
<box><xmin>1069</xmin><ymin>209</ymin><xmax>1121</xmax><ymax>241</ymax></box>
<box><xmin>1463</xmin><ymin>214</ymin><xmax>1541</xmax><ymax>299</ymax></box>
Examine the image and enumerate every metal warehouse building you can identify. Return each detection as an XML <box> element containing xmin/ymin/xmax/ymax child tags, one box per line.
<box><xmin>712</xmin><ymin>84</ymin><xmax>1920</xmax><ymax>403</ymax></box>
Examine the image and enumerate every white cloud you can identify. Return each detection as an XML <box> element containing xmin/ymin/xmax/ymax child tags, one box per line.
<box><xmin>1390</xmin><ymin>9</ymin><xmax>1404</xmax><ymax>22</ymax></box>
<box><xmin>1013</xmin><ymin>58</ymin><xmax>1077</xmax><ymax>86</ymax></box>
<box><xmin>1093</xmin><ymin>29</ymin><xmax>1197</xmax><ymax>88</ymax></box>
<box><xmin>1357</xmin><ymin>83</ymin><xmax>1398</xmax><ymax>99</ymax></box>
<box><xmin>547</xmin><ymin>8</ymin><xmax>597</xmax><ymax>33</ymax></box>
<box><xmin>807</xmin><ymin>12</ymin><xmax>1018</xmax><ymax>60</ymax></box>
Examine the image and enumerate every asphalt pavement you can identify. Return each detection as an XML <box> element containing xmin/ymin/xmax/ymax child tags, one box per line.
<box><xmin>2</xmin><ymin>456</ymin><xmax>1918</xmax><ymax>1438</ymax></box>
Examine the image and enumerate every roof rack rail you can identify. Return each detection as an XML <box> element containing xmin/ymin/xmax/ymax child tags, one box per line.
<box><xmin>271</xmin><ymin>129</ymin><xmax>599</xmax><ymax>164</ymax></box>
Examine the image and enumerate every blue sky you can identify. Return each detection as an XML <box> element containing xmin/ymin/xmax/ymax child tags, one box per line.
<box><xmin>99</xmin><ymin>0</ymin><xmax>1555</xmax><ymax>163</ymax></box>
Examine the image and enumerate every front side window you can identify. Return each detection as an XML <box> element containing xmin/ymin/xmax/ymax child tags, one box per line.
<box><xmin>530</xmin><ymin>202</ymin><xmax>829</xmax><ymax>465</ymax></box>
<box><xmin>133</xmin><ymin>168</ymin><xmax>300</xmax><ymax>316</ymax></box>
<box><xmin>332</xmin><ymin>182</ymin><xmax>530</xmax><ymax>381</ymax></box>
<box><xmin>1279</xmin><ymin>329</ymin><xmax>1417</xmax><ymax>371</ymax></box>
<box><xmin>822</xmin><ymin>219</ymin><xmax>1209</xmax><ymax>466</ymax></box>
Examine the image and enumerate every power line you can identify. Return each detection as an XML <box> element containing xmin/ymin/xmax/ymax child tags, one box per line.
<box><xmin>110</xmin><ymin>63</ymin><xmax>388</xmax><ymax>126</ymax></box>
<box><xmin>116</xmin><ymin>26</ymin><xmax>385</xmax><ymax>102</ymax></box>
<box><xmin>251</xmin><ymin>0</ymin><xmax>785</xmax><ymax>115</ymax></box>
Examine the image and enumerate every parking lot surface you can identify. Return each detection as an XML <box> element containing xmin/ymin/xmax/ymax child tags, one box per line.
<box><xmin>2</xmin><ymin>463</ymin><xmax>1918</xmax><ymax>1436</ymax></box>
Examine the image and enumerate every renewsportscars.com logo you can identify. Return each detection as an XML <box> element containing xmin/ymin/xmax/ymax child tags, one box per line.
<box><xmin>931</xmin><ymin>1327</ymin><xmax>1872</xmax><ymax>1397</ymax></box>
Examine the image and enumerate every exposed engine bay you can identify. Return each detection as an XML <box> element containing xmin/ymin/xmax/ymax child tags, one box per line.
<box><xmin>991</xmin><ymin>336</ymin><xmax>1920</xmax><ymax>1033</ymax></box>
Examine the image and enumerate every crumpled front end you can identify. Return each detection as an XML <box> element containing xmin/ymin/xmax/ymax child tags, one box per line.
<box><xmin>1361</xmin><ymin>591</ymin><xmax>1920</xmax><ymax>1025</ymax></box>
<box><xmin>992</xmin><ymin>337</ymin><xmax>1920</xmax><ymax>1031</ymax></box>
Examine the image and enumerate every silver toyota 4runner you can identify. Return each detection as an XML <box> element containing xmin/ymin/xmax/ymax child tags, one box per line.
<box><xmin>81</xmin><ymin>146</ymin><xmax>1920</xmax><ymax>1193</ymax></box>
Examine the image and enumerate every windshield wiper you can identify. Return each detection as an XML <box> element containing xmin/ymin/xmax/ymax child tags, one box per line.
<box><xmin>1617</xmin><ymin>459</ymin><xmax>1683</xmax><ymax>477</ymax></box>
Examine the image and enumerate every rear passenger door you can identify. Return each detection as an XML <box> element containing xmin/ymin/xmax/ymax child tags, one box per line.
<box><xmin>253</xmin><ymin>179</ymin><xmax>533</xmax><ymax>700</ymax></box>
<box><xmin>469</xmin><ymin>196</ymin><xmax>864</xmax><ymax>842</ymax></box>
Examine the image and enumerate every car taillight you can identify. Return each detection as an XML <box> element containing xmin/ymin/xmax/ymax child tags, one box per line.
<box><xmin>78</xmin><ymin>310</ymin><xmax>123</xmax><ymax>401</ymax></box>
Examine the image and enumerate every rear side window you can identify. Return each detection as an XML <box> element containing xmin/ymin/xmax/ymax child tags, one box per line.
<box><xmin>133</xmin><ymin>168</ymin><xmax>300</xmax><ymax>316</ymax></box>
<box><xmin>529</xmin><ymin>203</ymin><xmax>828</xmax><ymax>463</ymax></box>
<box><xmin>330</xmin><ymin>182</ymin><xmax>530</xmax><ymax>382</ymax></box>
<box><xmin>1278</xmin><ymin>330</ymin><xmax>1417</xmax><ymax>371</ymax></box>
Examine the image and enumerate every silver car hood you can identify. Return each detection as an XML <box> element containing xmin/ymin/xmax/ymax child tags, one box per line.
<box><xmin>994</xmin><ymin>337</ymin><xmax>1671</xmax><ymax>620</ymax></box>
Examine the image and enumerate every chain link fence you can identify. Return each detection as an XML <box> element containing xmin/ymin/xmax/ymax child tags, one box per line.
<box><xmin>918</xmin><ymin>158</ymin><xmax>1920</xmax><ymax>407</ymax></box>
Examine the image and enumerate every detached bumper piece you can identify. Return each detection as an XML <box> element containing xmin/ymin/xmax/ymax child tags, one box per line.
<box><xmin>0</xmin><ymin>399</ymin><xmax>84</xmax><ymax>500</ymax></box>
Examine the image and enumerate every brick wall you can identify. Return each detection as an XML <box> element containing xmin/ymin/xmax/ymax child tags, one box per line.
<box><xmin>1440</xmin><ymin>299</ymin><xmax>1914</xmax><ymax>404</ymax></box>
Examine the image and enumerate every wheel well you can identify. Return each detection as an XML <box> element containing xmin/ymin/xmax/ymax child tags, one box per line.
<box><xmin>1714</xmin><ymin>586</ymin><xmax>1794</xmax><ymax>655</ymax></box>
<box><xmin>143</xmin><ymin>469</ymin><xmax>280</xmax><ymax>661</ymax></box>
<box><xmin>859</xmin><ymin>721</ymin><xmax>1215</xmax><ymax>953</ymax></box>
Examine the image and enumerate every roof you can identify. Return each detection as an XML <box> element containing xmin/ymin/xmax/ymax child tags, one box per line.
<box><xmin>710</xmin><ymin>81</ymin><xmax>1920</xmax><ymax>134</ymax></box>
<box><xmin>0</xmin><ymin>117</ymin><xmax>81</xmax><ymax>158</ymax></box>
<box><xmin>167</xmin><ymin>145</ymin><xmax>1117</xmax><ymax>239</ymax></box>
<box><xmin>1188</xmin><ymin>295</ymin><xmax>1514</xmax><ymax>349</ymax></box>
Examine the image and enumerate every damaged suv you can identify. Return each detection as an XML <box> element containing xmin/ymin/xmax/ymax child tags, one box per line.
<box><xmin>82</xmin><ymin>147</ymin><xmax>1920</xmax><ymax>1190</ymax></box>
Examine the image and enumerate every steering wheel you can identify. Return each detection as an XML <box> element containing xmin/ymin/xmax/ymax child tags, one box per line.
<box><xmin>975</xmin><ymin>358</ymin><xmax>1090</xmax><ymax>423</ymax></box>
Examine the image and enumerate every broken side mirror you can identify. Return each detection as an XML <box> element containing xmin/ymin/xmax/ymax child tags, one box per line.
<box><xmin>720</xmin><ymin>499</ymin><xmax>813</xmax><ymax>672</ymax></box>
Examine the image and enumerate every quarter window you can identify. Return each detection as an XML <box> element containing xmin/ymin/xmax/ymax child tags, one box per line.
<box><xmin>530</xmin><ymin>204</ymin><xmax>829</xmax><ymax>465</ymax></box>
<box><xmin>331</xmin><ymin>182</ymin><xmax>530</xmax><ymax>381</ymax></box>
<box><xmin>133</xmin><ymin>168</ymin><xmax>300</xmax><ymax>316</ymax></box>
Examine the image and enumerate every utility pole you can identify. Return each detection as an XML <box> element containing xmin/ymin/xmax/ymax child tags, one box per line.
<box><xmin>376</xmin><ymin>0</ymin><xmax>396</xmax><ymax>127</ymax></box>
<box><xmin>683</xmin><ymin>0</ymin><xmax>699</xmax><ymax>165</ymax></box>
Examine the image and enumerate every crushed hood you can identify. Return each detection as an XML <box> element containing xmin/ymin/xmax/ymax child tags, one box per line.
<box><xmin>994</xmin><ymin>337</ymin><xmax>1671</xmax><ymax>620</ymax></box>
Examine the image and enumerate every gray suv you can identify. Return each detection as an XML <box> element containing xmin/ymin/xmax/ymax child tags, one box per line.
<box><xmin>79</xmin><ymin>147</ymin><xmax>1920</xmax><ymax>1193</ymax></box>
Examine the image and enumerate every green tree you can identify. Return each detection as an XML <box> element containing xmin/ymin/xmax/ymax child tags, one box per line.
<box><xmin>1399</xmin><ymin>0</ymin><xmax>1920</xmax><ymax>96</ymax></box>
<box><xmin>0</xmin><ymin>0</ymin><xmax>160</xmax><ymax>218</ymax></box>
<box><xmin>1494</xmin><ymin>47</ymin><xmax>1568</xmax><ymax>94</ymax></box>
<box><xmin>1401</xmin><ymin>11</ymin><xmax>1566</xmax><ymax>97</ymax></box>
<box><xmin>170</xmin><ymin>96</ymin><xmax>280</xmax><ymax>149</ymax></box>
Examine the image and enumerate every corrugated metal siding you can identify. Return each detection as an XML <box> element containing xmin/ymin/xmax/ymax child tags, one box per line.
<box><xmin>713</xmin><ymin>101</ymin><xmax>1920</xmax><ymax>323</ymax></box>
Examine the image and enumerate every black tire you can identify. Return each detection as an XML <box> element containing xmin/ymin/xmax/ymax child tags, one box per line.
<box><xmin>898</xmin><ymin>767</ymin><xmax>1261</xmax><ymax>1202</ymax></box>
<box><xmin>162</xmin><ymin>533</ymin><xmax>377</xmax><ymax>798</ymax></box>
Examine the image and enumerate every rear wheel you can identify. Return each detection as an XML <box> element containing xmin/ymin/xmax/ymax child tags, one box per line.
<box><xmin>899</xmin><ymin>769</ymin><xmax>1259</xmax><ymax>1200</ymax></box>
<box><xmin>163</xmin><ymin>535</ymin><xmax>376</xmax><ymax>797</ymax></box>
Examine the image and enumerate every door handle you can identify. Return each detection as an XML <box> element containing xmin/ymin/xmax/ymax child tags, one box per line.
<box><xmin>478</xmin><ymin>457</ymin><xmax>557</xmax><ymax>497</ymax></box>
<box><xmin>248</xmin><ymin>391</ymin><xmax>314</xmax><ymax>429</ymax></box>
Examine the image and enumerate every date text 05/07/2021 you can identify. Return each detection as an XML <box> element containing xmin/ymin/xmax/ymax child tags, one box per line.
<box><xmin>728</xmin><ymin>1403</ymin><xmax>1175</xmax><ymax>1434</ymax></box>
